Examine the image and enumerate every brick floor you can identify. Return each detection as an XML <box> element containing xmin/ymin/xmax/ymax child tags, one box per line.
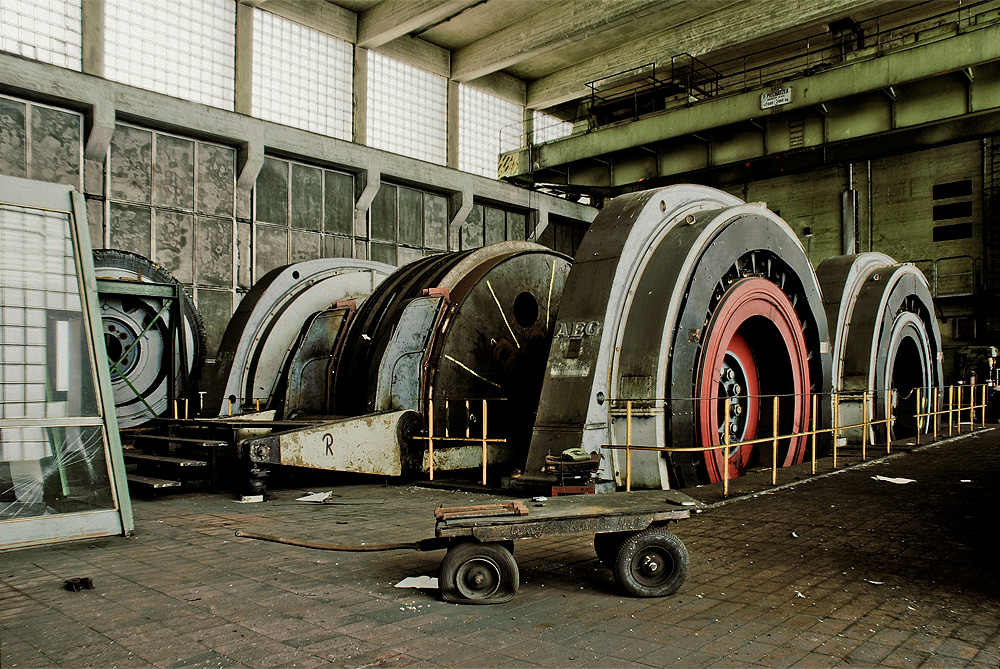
<box><xmin>1</xmin><ymin>428</ymin><xmax>998</xmax><ymax>667</ymax></box>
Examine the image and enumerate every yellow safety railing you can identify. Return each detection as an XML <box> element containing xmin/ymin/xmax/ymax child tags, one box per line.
<box><xmin>412</xmin><ymin>398</ymin><xmax>507</xmax><ymax>485</ymax></box>
<box><xmin>606</xmin><ymin>384</ymin><xmax>991</xmax><ymax>497</ymax></box>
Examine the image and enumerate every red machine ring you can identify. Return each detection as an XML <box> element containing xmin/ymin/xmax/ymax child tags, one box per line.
<box><xmin>695</xmin><ymin>278</ymin><xmax>811</xmax><ymax>482</ymax></box>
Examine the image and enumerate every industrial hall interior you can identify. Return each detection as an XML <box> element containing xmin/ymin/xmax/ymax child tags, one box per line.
<box><xmin>1</xmin><ymin>0</ymin><xmax>998</xmax><ymax>666</ymax></box>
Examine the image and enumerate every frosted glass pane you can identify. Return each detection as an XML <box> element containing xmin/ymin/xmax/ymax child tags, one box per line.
<box><xmin>367</xmin><ymin>51</ymin><xmax>447</xmax><ymax>165</ymax></box>
<box><xmin>252</xmin><ymin>9</ymin><xmax>353</xmax><ymax>141</ymax></box>
<box><xmin>105</xmin><ymin>0</ymin><xmax>235</xmax><ymax>110</ymax></box>
<box><xmin>458</xmin><ymin>84</ymin><xmax>523</xmax><ymax>179</ymax></box>
<box><xmin>0</xmin><ymin>0</ymin><xmax>82</xmax><ymax>71</ymax></box>
<box><xmin>532</xmin><ymin>110</ymin><xmax>573</xmax><ymax>144</ymax></box>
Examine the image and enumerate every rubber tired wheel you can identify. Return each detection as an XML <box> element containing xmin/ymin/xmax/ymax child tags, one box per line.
<box><xmin>613</xmin><ymin>528</ymin><xmax>688</xmax><ymax>598</ymax></box>
<box><xmin>439</xmin><ymin>541</ymin><xmax>518</xmax><ymax>604</ymax></box>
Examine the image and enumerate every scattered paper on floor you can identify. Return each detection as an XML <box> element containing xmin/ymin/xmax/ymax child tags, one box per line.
<box><xmin>871</xmin><ymin>475</ymin><xmax>915</xmax><ymax>484</ymax></box>
<box><xmin>395</xmin><ymin>576</ymin><xmax>439</xmax><ymax>589</ymax></box>
<box><xmin>296</xmin><ymin>491</ymin><xmax>332</xmax><ymax>502</ymax></box>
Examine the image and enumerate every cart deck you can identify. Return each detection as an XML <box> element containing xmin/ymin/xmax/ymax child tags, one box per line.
<box><xmin>433</xmin><ymin>489</ymin><xmax>706</xmax><ymax>604</ymax></box>
<box><xmin>435</xmin><ymin>489</ymin><xmax>703</xmax><ymax>541</ymax></box>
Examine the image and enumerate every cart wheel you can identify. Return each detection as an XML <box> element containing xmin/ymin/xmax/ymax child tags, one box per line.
<box><xmin>439</xmin><ymin>541</ymin><xmax>518</xmax><ymax>604</ymax></box>
<box><xmin>613</xmin><ymin>528</ymin><xmax>688</xmax><ymax>598</ymax></box>
<box><xmin>594</xmin><ymin>531</ymin><xmax>629</xmax><ymax>567</ymax></box>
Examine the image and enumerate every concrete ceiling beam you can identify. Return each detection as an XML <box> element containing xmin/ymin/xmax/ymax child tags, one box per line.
<box><xmin>450</xmin><ymin>0</ymin><xmax>672</xmax><ymax>83</ymax></box>
<box><xmin>526</xmin><ymin>0</ymin><xmax>881</xmax><ymax>110</ymax></box>
<box><xmin>358</xmin><ymin>0</ymin><xmax>483</xmax><ymax>49</ymax></box>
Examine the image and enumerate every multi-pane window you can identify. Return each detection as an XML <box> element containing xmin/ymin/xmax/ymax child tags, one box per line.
<box><xmin>369</xmin><ymin>183</ymin><xmax>450</xmax><ymax>266</ymax></box>
<box><xmin>532</xmin><ymin>110</ymin><xmax>573</xmax><ymax>144</ymax></box>
<box><xmin>460</xmin><ymin>202</ymin><xmax>526</xmax><ymax>251</ymax></box>
<box><xmin>254</xmin><ymin>156</ymin><xmax>357</xmax><ymax>276</ymax></box>
<box><xmin>458</xmin><ymin>84</ymin><xmax>523</xmax><ymax>178</ymax></box>
<box><xmin>0</xmin><ymin>0</ymin><xmax>81</xmax><ymax>71</ymax></box>
<box><xmin>367</xmin><ymin>51</ymin><xmax>447</xmax><ymax>165</ymax></box>
<box><xmin>106</xmin><ymin>123</ymin><xmax>237</xmax><ymax>357</ymax></box>
<box><xmin>0</xmin><ymin>95</ymin><xmax>82</xmax><ymax>190</ymax></box>
<box><xmin>252</xmin><ymin>10</ymin><xmax>353</xmax><ymax>140</ymax></box>
<box><xmin>105</xmin><ymin>0</ymin><xmax>235</xmax><ymax>110</ymax></box>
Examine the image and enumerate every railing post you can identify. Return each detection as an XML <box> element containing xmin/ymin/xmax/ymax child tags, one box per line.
<box><xmin>886</xmin><ymin>389</ymin><xmax>893</xmax><ymax>454</ymax></box>
<box><xmin>771</xmin><ymin>396</ymin><xmax>779</xmax><ymax>486</ymax></box>
<box><xmin>956</xmin><ymin>386</ymin><xmax>962</xmax><ymax>435</ymax></box>
<box><xmin>626</xmin><ymin>400</ymin><xmax>633</xmax><ymax>493</ymax></box>
<box><xmin>723</xmin><ymin>397</ymin><xmax>731</xmax><ymax>498</ymax></box>
<box><xmin>982</xmin><ymin>384</ymin><xmax>988</xmax><ymax>428</ymax></box>
<box><xmin>916</xmin><ymin>387</ymin><xmax>922</xmax><ymax>446</ymax></box>
<box><xmin>948</xmin><ymin>386</ymin><xmax>954</xmax><ymax>436</ymax></box>
<box><xmin>861</xmin><ymin>390</ymin><xmax>868</xmax><ymax>461</ymax></box>
<box><xmin>933</xmin><ymin>387</ymin><xmax>939</xmax><ymax>441</ymax></box>
<box><xmin>833</xmin><ymin>392</ymin><xmax>839</xmax><ymax>469</ymax></box>
<box><xmin>481</xmin><ymin>399</ymin><xmax>488</xmax><ymax>486</ymax></box>
<box><xmin>428</xmin><ymin>400</ymin><xmax>435</xmax><ymax>481</ymax></box>
<box><xmin>810</xmin><ymin>393</ymin><xmax>817</xmax><ymax>475</ymax></box>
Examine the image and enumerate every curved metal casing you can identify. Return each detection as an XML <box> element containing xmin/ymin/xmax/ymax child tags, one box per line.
<box><xmin>332</xmin><ymin>242</ymin><xmax>571</xmax><ymax>474</ymax></box>
<box><xmin>204</xmin><ymin>258</ymin><xmax>393</xmax><ymax>417</ymax></box>
<box><xmin>523</xmin><ymin>185</ymin><xmax>832</xmax><ymax>490</ymax></box>
<box><xmin>817</xmin><ymin>254</ymin><xmax>943</xmax><ymax>442</ymax></box>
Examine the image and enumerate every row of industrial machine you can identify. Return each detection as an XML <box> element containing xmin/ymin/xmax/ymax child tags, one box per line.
<box><xmin>95</xmin><ymin>185</ymin><xmax>943</xmax><ymax>491</ymax></box>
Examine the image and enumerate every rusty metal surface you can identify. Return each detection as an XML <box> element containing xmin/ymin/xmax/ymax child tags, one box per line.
<box><xmin>434</xmin><ymin>502</ymin><xmax>529</xmax><ymax>520</ymax></box>
<box><xmin>434</xmin><ymin>489</ymin><xmax>699</xmax><ymax>541</ymax></box>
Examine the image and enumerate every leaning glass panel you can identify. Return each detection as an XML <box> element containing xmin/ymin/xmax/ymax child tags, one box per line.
<box><xmin>0</xmin><ymin>203</ymin><xmax>113</xmax><ymax>521</ymax></box>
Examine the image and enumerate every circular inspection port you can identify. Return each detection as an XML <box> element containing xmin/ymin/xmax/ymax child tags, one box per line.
<box><xmin>513</xmin><ymin>291</ymin><xmax>539</xmax><ymax>327</ymax></box>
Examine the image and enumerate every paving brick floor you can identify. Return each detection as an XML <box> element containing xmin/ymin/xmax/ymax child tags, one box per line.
<box><xmin>1</xmin><ymin>428</ymin><xmax>998</xmax><ymax>667</ymax></box>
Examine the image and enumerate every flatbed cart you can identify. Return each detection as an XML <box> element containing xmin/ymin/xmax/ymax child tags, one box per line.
<box><xmin>433</xmin><ymin>489</ymin><xmax>704</xmax><ymax>604</ymax></box>
<box><xmin>236</xmin><ymin>489</ymin><xmax>705</xmax><ymax>605</ymax></box>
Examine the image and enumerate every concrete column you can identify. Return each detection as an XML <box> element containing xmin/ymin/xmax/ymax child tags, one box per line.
<box><xmin>447</xmin><ymin>80</ymin><xmax>460</xmax><ymax>169</ymax></box>
<box><xmin>235</xmin><ymin>3</ymin><xmax>254</xmax><ymax>116</ymax></box>
<box><xmin>353</xmin><ymin>46</ymin><xmax>368</xmax><ymax>145</ymax></box>
<box><xmin>81</xmin><ymin>0</ymin><xmax>104</xmax><ymax>76</ymax></box>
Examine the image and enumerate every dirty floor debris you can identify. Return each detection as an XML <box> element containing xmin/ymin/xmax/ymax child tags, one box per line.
<box><xmin>1</xmin><ymin>430</ymin><xmax>998</xmax><ymax>667</ymax></box>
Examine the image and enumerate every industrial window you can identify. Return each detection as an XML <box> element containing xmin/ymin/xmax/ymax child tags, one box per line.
<box><xmin>0</xmin><ymin>0</ymin><xmax>82</xmax><ymax>71</ymax></box>
<box><xmin>367</xmin><ymin>51</ymin><xmax>447</xmax><ymax>165</ymax></box>
<box><xmin>252</xmin><ymin>10</ymin><xmax>353</xmax><ymax>141</ymax></box>
<box><xmin>931</xmin><ymin>178</ymin><xmax>974</xmax><ymax>241</ymax></box>
<box><xmin>460</xmin><ymin>202</ymin><xmax>527</xmax><ymax>251</ymax></box>
<box><xmin>105</xmin><ymin>0</ymin><xmax>236</xmax><ymax>110</ymax></box>
<box><xmin>536</xmin><ymin>215</ymin><xmax>587</xmax><ymax>257</ymax></box>
<box><xmin>458</xmin><ymin>84</ymin><xmax>523</xmax><ymax>178</ymax></box>
<box><xmin>932</xmin><ymin>201</ymin><xmax>973</xmax><ymax>221</ymax></box>
<box><xmin>932</xmin><ymin>179</ymin><xmax>973</xmax><ymax>200</ymax></box>
<box><xmin>932</xmin><ymin>223</ymin><xmax>972</xmax><ymax>242</ymax></box>
<box><xmin>532</xmin><ymin>110</ymin><xmax>573</xmax><ymax>144</ymax></box>
<box><xmin>105</xmin><ymin>123</ymin><xmax>237</xmax><ymax>357</ymax></box>
<box><xmin>254</xmin><ymin>156</ymin><xmax>357</xmax><ymax>276</ymax></box>
<box><xmin>0</xmin><ymin>95</ymin><xmax>82</xmax><ymax>190</ymax></box>
<box><xmin>369</xmin><ymin>182</ymin><xmax>451</xmax><ymax>266</ymax></box>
